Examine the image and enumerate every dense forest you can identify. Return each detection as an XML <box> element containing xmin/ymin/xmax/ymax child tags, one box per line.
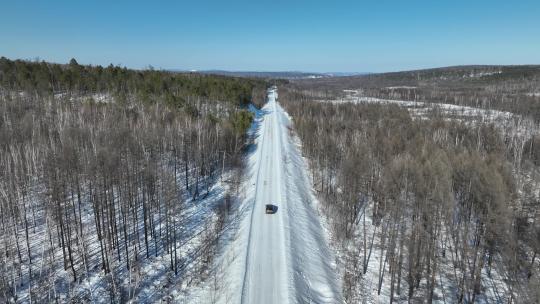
<box><xmin>2</xmin><ymin>57</ymin><xmax>540</xmax><ymax>303</ymax></box>
<box><xmin>280</xmin><ymin>86</ymin><xmax>540</xmax><ymax>303</ymax></box>
<box><xmin>0</xmin><ymin>58</ymin><xmax>267</xmax><ymax>302</ymax></box>
<box><xmin>0</xmin><ymin>57</ymin><xmax>265</xmax><ymax>107</ymax></box>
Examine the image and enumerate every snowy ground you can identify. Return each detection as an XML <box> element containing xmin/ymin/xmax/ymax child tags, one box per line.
<box><xmin>327</xmin><ymin>90</ymin><xmax>540</xmax><ymax>141</ymax></box>
<box><xmin>54</xmin><ymin>92</ymin><xmax>115</xmax><ymax>103</ymax></box>
<box><xmin>332</xmin><ymin>90</ymin><xmax>514</xmax><ymax>123</ymax></box>
<box><xmin>5</xmin><ymin>163</ymin><xmax>233</xmax><ymax>303</ymax></box>
<box><xmin>191</xmin><ymin>88</ymin><xmax>342</xmax><ymax>303</ymax></box>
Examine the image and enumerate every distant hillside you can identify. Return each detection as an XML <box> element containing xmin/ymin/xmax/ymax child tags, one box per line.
<box><xmin>294</xmin><ymin>65</ymin><xmax>540</xmax><ymax>90</ymax></box>
<box><xmin>191</xmin><ymin>70</ymin><xmax>328</xmax><ymax>79</ymax></box>
<box><xmin>290</xmin><ymin>65</ymin><xmax>540</xmax><ymax>121</ymax></box>
<box><xmin>170</xmin><ymin>70</ymin><xmax>367</xmax><ymax>80</ymax></box>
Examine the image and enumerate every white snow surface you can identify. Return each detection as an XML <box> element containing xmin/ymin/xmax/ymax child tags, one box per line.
<box><xmin>332</xmin><ymin>90</ymin><xmax>514</xmax><ymax>123</ymax></box>
<box><xmin>385</xmin><ymin>86</ymin><xmax>417</xmax><ymax>89</ymax></box>
<box><xmin>336</xmin><ymin>90</ymin><xmax>540</xmax><ymax>142</ymax></box>
<box><xmin>326</xmin><ymin>90</ymin><xmax>540</xmax><ymax>140</ymax></box>
<box><xmin>193</xmin><ymin>88</ymin><xmax>342</xmax><ymax>303</ymax></box>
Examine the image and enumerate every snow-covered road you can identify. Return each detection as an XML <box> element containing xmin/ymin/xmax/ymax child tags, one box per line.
<box><xmin>240</xmin><ymin>88</ymin><xmax>341</xmax><ymax>304</ymax></box>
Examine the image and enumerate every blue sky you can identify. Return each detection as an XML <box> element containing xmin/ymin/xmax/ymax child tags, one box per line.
<box><xmin>1</xmin><ymin>0</ymin><xmax>539</xmax><ymax>72</ymax></box>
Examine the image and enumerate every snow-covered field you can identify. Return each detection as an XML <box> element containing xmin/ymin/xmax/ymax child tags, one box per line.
<box><xmin>385</xmin><ymin>86</ymin><xmax>417</xmax><ymax>90</ymax></box>
<box><xmin>55</xmin><ymin>92</ymin><xmax>116</xmax><ymax>103</ymax></box>
<box><xmin>328</xmin><ymin>90</ymin><xmax>540</xmax><ymax>141</ymax></box>
<box><xmin>333</xmin><ymin>90</ymin><xmax>513</xmax><ymax>122</ymax></box>
<box><xmin>192</xmin><ymin>88</ymin><xmax>341</xmax><ymax>303</ymax></box>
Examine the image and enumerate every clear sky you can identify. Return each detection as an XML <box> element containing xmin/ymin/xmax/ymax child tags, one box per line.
<box><xmin>1</xmin><ymin>0</ymin><xmax>539</xmax><ymax>72</ymax></box>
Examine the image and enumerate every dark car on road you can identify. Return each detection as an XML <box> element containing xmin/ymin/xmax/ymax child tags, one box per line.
<box><xmin>265</xmin><ymin>204</ymin><xmax>277</xmax><ymax>214</ymax></box>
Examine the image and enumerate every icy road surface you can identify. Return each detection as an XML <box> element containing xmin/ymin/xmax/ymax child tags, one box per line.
<box><xmin>240</xmin><ymin>88</ymin><xmax>341</xmax><ymax>304</ymax></box>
